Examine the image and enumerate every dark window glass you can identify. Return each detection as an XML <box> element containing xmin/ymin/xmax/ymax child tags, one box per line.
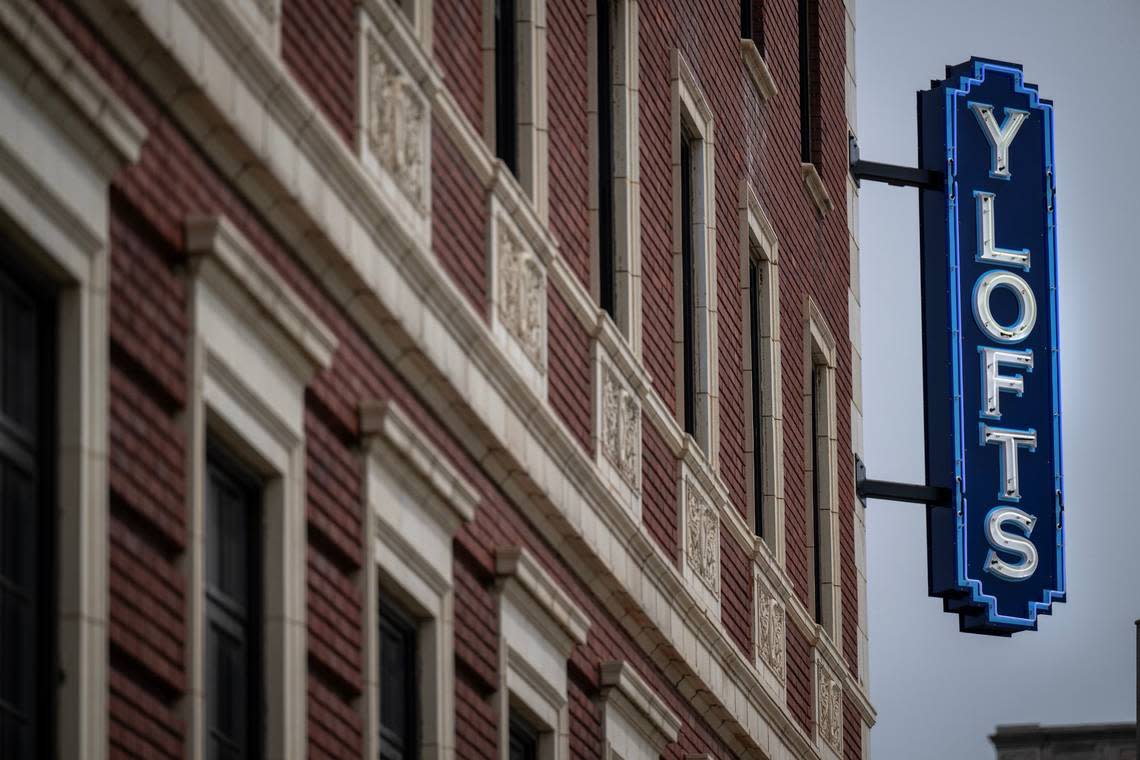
<box><xmin>0</xmin><ymin>261</ymin><xmax>54</xmax><ymax>759</ymax></box>
<box><xmin>798</xmin><ymin>0</ymin><xmax>815</xmax><ymax>164</ymax></box>
<box><xmin>379</xmin><ymin>595</ymin><xmax>418</xmax><ymax>760</ymax></box>
<box><xmin>749</xmin><ymin>258</ymin><xmax>764</xmax><ymax>537</ymax></box>
<box><xmin>597</xmin><ymin>0</ymin><xmax>616</xmax><ymax>318</ymax></box>
<box><xmin>206</xmin><ymin>448</ymin><xmax>262</xmax><ymax>760</ymax></box>
<box><xmin>680</xmin><ymin>135</ymin><xmax>696</xmax><ymax>437</ymax></box>
<box><xmin>741</xmin><ymin>0</ymin><xmax>764</xmax><ymax>54</ymax></box>
<box><xmin>495</xmin><ymin>0</ymin><xmax>519</xmax><ymax>175</ymax></box>
<box><xmin>810</xmin><ymin>365</ymin><xmax>823</xmax><ymax>625</ymax></box>
<box><xmin>508</xmin><ymin>712</ymin><xmax>539</xmax><ymax>760</ymax></box>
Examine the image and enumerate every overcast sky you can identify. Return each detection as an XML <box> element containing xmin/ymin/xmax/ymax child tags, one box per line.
<box><xmin>858</xmin><ymin>1</ymin><xmax>1140</xmax><ymax>757</ymax></box>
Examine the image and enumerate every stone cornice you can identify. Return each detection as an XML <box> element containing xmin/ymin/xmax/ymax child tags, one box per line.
<box><xmin>186</xmin><ymin>214</ymin><xmax>338</xmax><ymax>374</ymax></box>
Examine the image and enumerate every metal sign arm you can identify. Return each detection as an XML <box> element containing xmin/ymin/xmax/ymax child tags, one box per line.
<box><xmin>848</xmin><ymin>135</ymin><xmax>944</xmax><ymax>191</ymax></box>
<box><xmin>855</xmin><ymin>457</ymin><xmax>952</xmax><ymax>507</ymax></box>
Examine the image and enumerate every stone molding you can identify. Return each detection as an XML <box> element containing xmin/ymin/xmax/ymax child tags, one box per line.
<box><xmin>816</xmin><ymin>654</ymin><xmax>843</xmax><ymax>756</ymax></box>
<box><xmin>739</xmin><ymin>38</ymin><xmax>778</xmax><ymax>103</ymax></box>
<box><xmin>360</xmin><ymin>398</ymin><xmax>481</xmax><ymax>524</ymax></box>
<box><xmin>801</xmin><ymin>162</ymin><xmax>834</xmax><ymax>217</ymax></box>
<box><xmin>186</xmin><ymin>214</ymin><xmax>338</xmax><ymax>373</ymax></box>
<box><xmin>755</xmin><ymin>574</ymin><xmax>786</xmax><ymax>684</ymax></box>
<box><xmin>599</xmin><ymin>661</ymin><xmax>681</xmax><ymax>752</ymax></box>
<box><xmin>495</xmin><ymin>547</ymin><xmax>590</xmax><ymax>650</ymax></box>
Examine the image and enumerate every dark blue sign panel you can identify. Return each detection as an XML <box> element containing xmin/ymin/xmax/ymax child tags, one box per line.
<box><xmin>918</xmin><ymin>59</ymin><xmax>1064</xmax><ymax>635</ymax></box>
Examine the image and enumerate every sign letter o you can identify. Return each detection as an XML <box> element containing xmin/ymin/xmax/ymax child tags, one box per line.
<box><xmin>973</xmin><ymin>270</ymin><xmax>1037</xmax><ymax>343</ymax></box>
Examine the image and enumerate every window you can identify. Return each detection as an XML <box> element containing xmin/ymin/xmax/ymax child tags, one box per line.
<box><xmin>0</xmin><ymin>262</ymin><xmax>54</xmax><ymax>759</ymax></box>
<box><xmin>672</xmin><ymin>52</ymin><xmax>718</xmax><ymax>463</ymax></box>
<box><xmin>484</xmin><ymin>0</ymin><xmax>550</xmax><ymax>217</ymax></box>
<box><xmin>803</xmin><ymin>300</ymin><xmax>839</xmax><ymax>637</ymax></box>
<box><xmin>741</xmin><ymin>0</ymin><xmax>764</xmax><ymax>55</ymax></box>
<box><xmin>494</xmin><ymin>0</ymin><xmax>518</xmax><ymax>175</ymax></box>
<box><xmin>798</xmin><ymin>0</ymin><xmax>819</xmax><ymax>165</ymax></box>
<box><xmin>186</xmin><ymin>215</ymin><xmax>336</xmax><ymax>759</ymax></box>
<box><xmin>748</xmin><ymin>257</ymin><xmax>764</xmax><ymax>536</ymax></box>
<box><xmin>740</xmin><ymin>186</ymin><xmax>783</xmax><ymax>560</ymax></box>
<box><xmin>680</xmin><ymin>133</ymin><xmax>697</xmax><ymax>439</ymax></box>
<box><xmin>205</xmin><ymin>446</ymin><xmax>263</xmax><ymax>760</ymax></box>
<box><xmin>809</xmin><ymin>364</ymin><xmax>823</xmax><ymax>624</ymax></box>
<box><xmin>596</xmin><ymin>0</ymin><xmax>615</xmax><ymax>319</ymax></box>
<box><xmin>508</xmin><ymin>712</ymin><xmax>539</xmax><ymax>760</ymax></box>
<box><xmin>379</xmin><ymin>595</ymin><xmax>419</xmax><ymax>760</ymax></box>
<box><xmin>589</xmin><ymin>0</ymin><xmax>641</xmax><ymax>349</ymax></box>
<box><xmin>495</xmin><ymin>547</ymin><xmax>589</xmax><ymax>760</ymax></box>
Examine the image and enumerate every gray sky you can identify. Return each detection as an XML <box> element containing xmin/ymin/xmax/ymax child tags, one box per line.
<box><xmin>858</xmin><ymin>1</ymin><xmax>1140</xmax><ymax>757</ymax></box>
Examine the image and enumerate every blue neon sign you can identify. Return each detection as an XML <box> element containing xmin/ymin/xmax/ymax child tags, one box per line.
<box><xmin>918</xmin><ymin>59</ymin><xmax>1064</xmax><ymax>635</ymax></box>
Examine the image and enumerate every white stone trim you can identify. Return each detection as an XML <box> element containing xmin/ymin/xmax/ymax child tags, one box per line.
<box><xmin>599</xmin><ymin>661</ymin><xmax>680</xmax><ymax>759</ymax></box>
<box><xmin>357</xmin><ymin>3</ymin><xmax>432</xmax><ymax>247</ymax></box>
<box><xmin>379</xmin><ymin>0</ymin><xmax>433</xmax><ymax>52</ymax></box>
<box><xmin>801</xmin><ymin>162</ymin><xmax>833</xmax><ymax>217</ymax></box>
<box><xmin>361</xmin><ymin>399</ymin><xmax>477</xmax><ymax>760</ymax></box>
<box><xmin>482</xmin><ymin>0</ymin><xmax>549</xmax><ymax>221</ymax></box>
<box><xmin>489</xmin><ymin>191</ymin><xmax>549</xmax><ymax>396</ymax></box>
<box><xmin>587</xmin><ymin>0</ymin><xmax>642</xmax><ymax>356</ymax></box>
<box><xmin>495</xmin><ymin>547</ymin><xmax>588</xmax><ymax>760</ymax></box>
<box><xmin>740</xmin><ymin>38</ymin><xmax>778</xmax><ymax>103</ymax></box>
<box><xmin>803</xmin><ymin>297</ymin><xmax>842</xmax><ymax>645</ymax></box>
<box><xmin>0</xmin><ymin>2</ymin><xmax>147</xmax><ymax>757</ymax></box>
<box><xmin>679</xmin><ymin>462</ymin><xmax>720</xmax><ymax>615</ymax></box>
<box><xmin>843</xmin><ymin>0</ymin><xmax>868</xmax><ymax>708</ymax></box>
<box><xmin>593</xmin><ymin>319</ymin><xmax>642</xmax><ymax>519</ymax></box>
<box><xmin>183</xmin><ymin>214</ymin><xmax>334</xmax><ymax>760</ymax></box>
<box><xmin>754</xmin><ymin>570</ymin><xmax>786</xmax><ymax>696</ymax></box>
<box><xmin>814</xmin><ymin>647</ymin><xmax>844</xmax><ymax>759</ymax></box>
<box><xmin>224</xmin><ymin>0</ymin><xmax>279</xmax><ymax>56</ymax></box>
<box><xmin>671</xmin><ymin>50</ymin><xmax>719</xmax><ymax>467</ymax></box>
<box><xmin>73</xmin><ymin>2</ymin><xmax>871</xmax><ymax>754</ymax></box>
<box><xmin>739</xmin><ymin>181</ymin><xmax>786</xmax><ymax>568</ymax></box>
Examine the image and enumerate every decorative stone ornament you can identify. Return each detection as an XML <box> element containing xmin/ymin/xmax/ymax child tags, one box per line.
<box><xmin>684</xmin><ymin>475</ymin><xmax>719</xmax><ymax>595</ymax></box>
<box><xmin>363</xmin><ymin>32</ymin><xmax>429</xmax><ymax>211</ymax></box>
<box><xmin>755</xmin><ymin>578</ymin><xmax>786</xmax><ymax>682</ymax></box>
<box><xmin>601</xmin><ymin>361</ymin><xmax>640</xmax><ymax>491</ymax></box>
<box><xmin>495</xmin><ymin>219</ymin><xmax>546</xmax><ymax>373</ymax></box>
<box><xmin>817</xmin><ymin>658</ymin><xmax>843</xmax><ymax>754</ymax></box>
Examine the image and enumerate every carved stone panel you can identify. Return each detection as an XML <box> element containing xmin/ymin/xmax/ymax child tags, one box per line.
<box><xmin>496</xmin><ymin>219</ymin><xmax>546</xmax><ymax>373</ymax></box>
<box><xmin>684</xmin><ymin>476</ymin><xmax>719</xmax><ymax>595</ymax></box>
<box><xmin>365</xmin><ymin>34</ymin><xmax>428</xmax><ymax>210</ymax></box>
<box><xmin>756</xmin><ymin>578</ymin><xmax>786</xmax><ymax>682</ymax></box>
<box><xmin>817</xmin><ymin>658</ymin><xmax>843</xmax><ymax>754</ymax></box>
<box><xmin>600</xmin><ymin>361</ymin><xmax>640</xmax><ymax>491</ymax></box>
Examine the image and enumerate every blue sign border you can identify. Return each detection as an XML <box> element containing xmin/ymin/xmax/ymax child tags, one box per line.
<box><xmin>919</xmin><ymin>59</ymin><xmax>1065</xmax><ymax>635</ymax></box>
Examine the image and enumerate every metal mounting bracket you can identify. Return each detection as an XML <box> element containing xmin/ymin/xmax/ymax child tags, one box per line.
<box><xmin>849</xmin><ymin>134</ymin><xmax>944</xmax><ymax>191</ymax></box>
<box><xmin>855</xmin><ymin>456</ymin><xmax>951</xmax><ymax>507</ymax></box>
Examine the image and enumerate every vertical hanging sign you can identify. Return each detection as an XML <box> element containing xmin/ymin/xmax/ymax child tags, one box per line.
<box><xmin>918</xmin><ymin>58</ymin><xmax>1064</xmax><ymax>635</ymax></box>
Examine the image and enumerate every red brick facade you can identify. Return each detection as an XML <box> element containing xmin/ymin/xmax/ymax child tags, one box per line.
<box><xmin>4</xmin><ymin>0</ymin><xmax>870</xmax><ymax>757</ymax></box>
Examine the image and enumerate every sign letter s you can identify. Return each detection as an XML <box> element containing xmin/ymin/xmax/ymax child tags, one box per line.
<box><xmin>984</xmin><ymin>506</ymin><xmax>1038</xmax><ymax>581</ymax></box>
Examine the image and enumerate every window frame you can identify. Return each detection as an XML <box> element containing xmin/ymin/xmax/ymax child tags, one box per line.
<box><xmin>184</xmin><ymin>215</ymin><xmax>337</xmax><ymax>760</ymax></box>
<box><xmin>588</xmin><ymin>0</ymin><xmax>641</xmax><ymax>352</ymax></box>
<box><xmin>361</xmin><ymin>400</ymin><xmax>478</xmax><ymax>760</ymax></box>
<box><xmin>483</xmin><ymin>0</ymin><xmax>550</xmax><ymax>220</ymax></box>
<box><xmin>494</xmin><ymin>547</ymin><xmax>589</xmax><ymax>760</ymax></box>
<box><xmin>803</xmin><ymin>299</ymin><xmax>840</xmax><ymax>641</ymax></box>
<box><xmin>671</xmin><ymin>51</ymin><xmax>719</xmax><ymax>467</ymax></box>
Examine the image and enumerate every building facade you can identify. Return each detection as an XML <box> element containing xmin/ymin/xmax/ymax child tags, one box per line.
<box><xmin>0</xmin><ymin>0</ymin><xmax>870</xmax><ymax>757</ymax></box>
<box><xmin>991</xmin><ymin>724</ymin><xmax>1138</xmax><ymax>760</ymax></box>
